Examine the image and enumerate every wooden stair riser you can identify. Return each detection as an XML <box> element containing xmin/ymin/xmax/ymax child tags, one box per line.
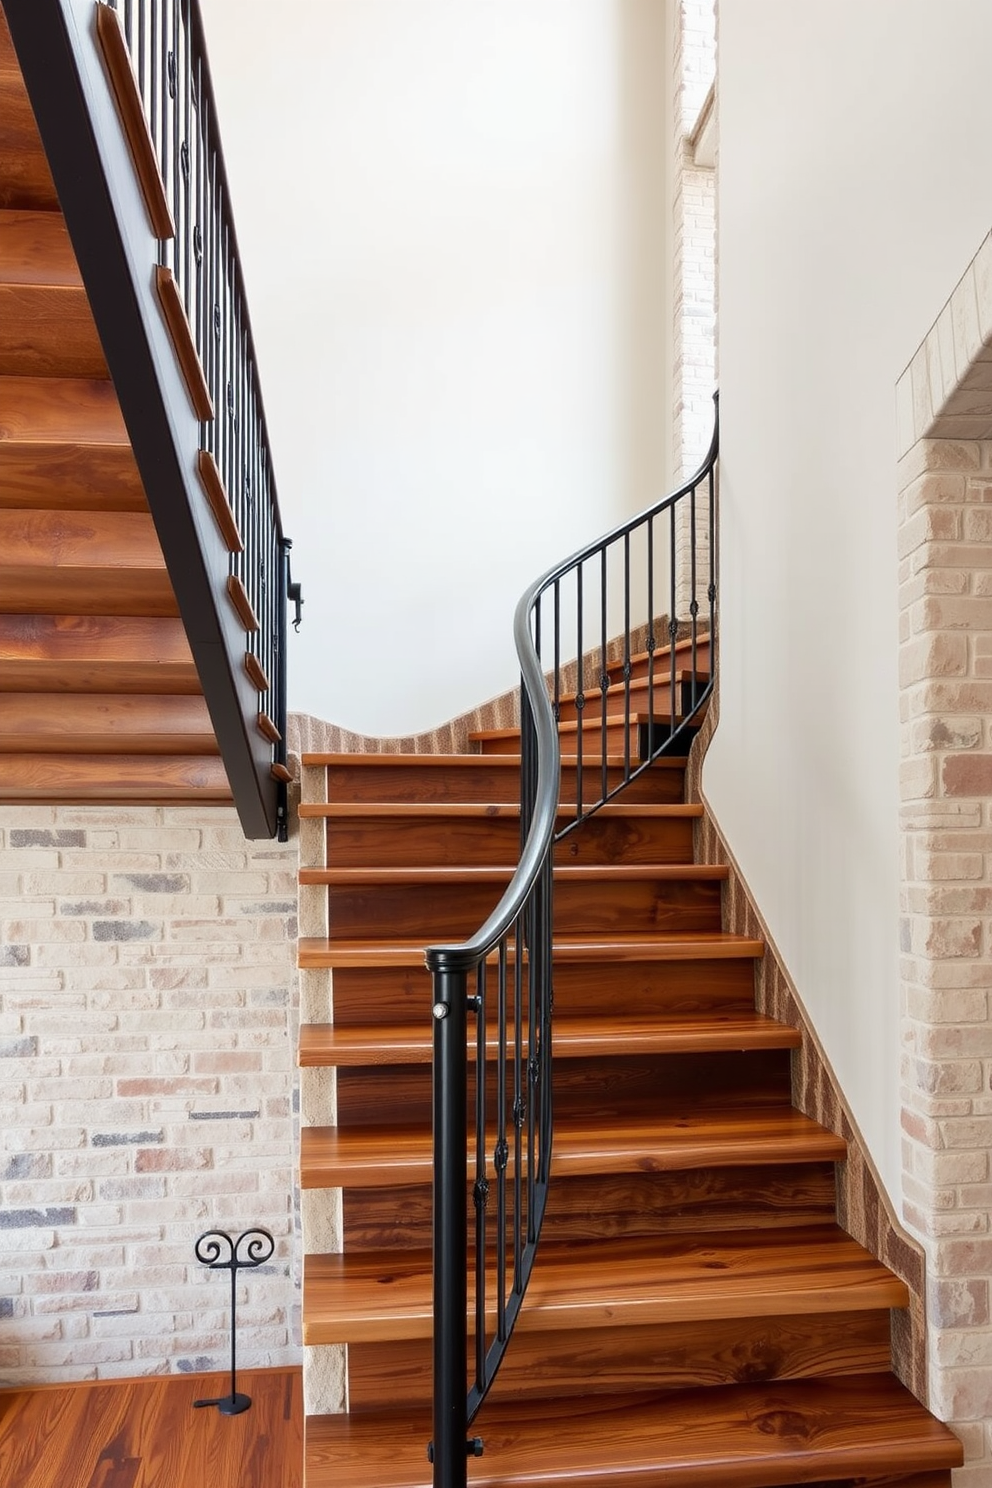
<box><xmin>0</xmin><ymin>751</ymin><xmax>232</xmax><ymax>802</ymax></box>
<box><xmin>322</xmin><ymin>808</ymin><xmax>700</xmax><ymax>870</ymax></box>
<box><xmin>474</xmin><ymin>712</ymin><xmax>704</xmax><ymax>757</ymax></box>
<box><xmin>607</xmin><ymin>635</ymin><xmax>712</xmax><ymax>688</ymax></box>
<box><xmin>554</xmin><ymin>673</ymin><xmax>709</xmax><ymax>728</ymax></box>
<box><xmin>0</xmin><ymin>615</ymin><xmax>199</xmax><ymax>694</ymax></box>
<box><xmin>0</xmin><ymin>207</ymin><xmax>80</xmax><ymax>284</ymax></box>
<box><xmin>0</xmin><ymin>20</ymin><xmax>58</xmax><ymax>212</ymax></box>
<box><xmin>0</xmin><ymin>284</ymin><xmax>107</xmax><ymax>377</ymax></box>
<box><xmin>322</xmin><ymin>874</ymin><xmax>724</xmax><ymax>941</ymax></box>
<box><xmin>315</xmin><ymin>756</ymin><xmax>688</xmax><ymax>805</ymax></box>
<box><xmin>334</xmin><ymin>1051</ymin><xmax>793</xmax><ymax>1128</ymax></box>
<box><xmin>322</xmin><ymin>956</ymin><xmax>758</xmax><ymax>1031</ymax></box>
<box><xmin>347</xmin><ymin>1309</ymin><xmax>893</xmax><ymax>1412</ymax></box>
<box><xmin>0</xmin><ymin>693</ymin><xmax>218</xmax><ymax>754</ymax></box>
<box><xmin>340</xmin><ymin>1164</ymin><xmax>839</xmax><ymax>1252</ymax></box>
<box><xmin>0</xmin><ymin>442</ymin><xmax>147</xmax><ymax>510</ymax></box>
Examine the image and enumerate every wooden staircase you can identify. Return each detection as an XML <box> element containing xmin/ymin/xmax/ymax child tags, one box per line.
<box><xmin>295</xmin><ymin>639</ymin><xmax>963</xmax><ymax>1486</ymax></box>
<box><xmin>0</xmin><ymin>4</ymin><xmax>231</xmax><ymax>805</ymax></box>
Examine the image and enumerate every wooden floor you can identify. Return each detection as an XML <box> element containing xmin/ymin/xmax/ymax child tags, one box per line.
<box><xmin>0</xmin><ymin>1368</ymin><xmax>302</xmax><ymax>1488</ymax></box>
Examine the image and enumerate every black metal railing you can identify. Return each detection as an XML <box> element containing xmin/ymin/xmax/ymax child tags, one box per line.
<box><xmin>106</xmin><ymin>0</ymin><xmax>298</xmax><ymax>836</ymax></box>
<box><xmin>427</xmin><ymin>396</ymin><xmax>718</xmax><ymax>1487</ymax></box>
<box><xmin>4</xmin><ymin>0</ymin><xmax>299</xmax><ymax>838</ymax></box>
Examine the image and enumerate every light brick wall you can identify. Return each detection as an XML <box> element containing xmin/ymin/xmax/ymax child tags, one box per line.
<box><xmin>899</xmin><ymin>435</ymin><xmax>992</xmax><ymax>1480</ymax></box>
<box><xmin>0</xmin><ymin>802</ymin><xmax>300</xmax><ymax>1384</ymax></box>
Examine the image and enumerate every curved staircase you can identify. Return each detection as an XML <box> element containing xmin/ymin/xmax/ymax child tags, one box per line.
<box><xmin>296</xmin><ymin>635</ymin><xmax>963</xmax><ymax>1487</ymax></box>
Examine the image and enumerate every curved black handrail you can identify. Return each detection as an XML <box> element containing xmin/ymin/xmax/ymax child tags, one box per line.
<box><xmin>427</xmin><ymin>396</ymin><xmax>719</xmax><ymax>1487</ymax></box>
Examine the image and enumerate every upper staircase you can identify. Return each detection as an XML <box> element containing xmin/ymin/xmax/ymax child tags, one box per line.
<box><xmin>0</xmin><ymin>8</ymin><xmax>229</xmax><ymax>804</ymax></box>
<box><xmin>295</xmin><ymin>629</ymin><xmax>963</xmax><ymax>1486</ymax></box>
<box><xmin>0</xmin><ymin>0</ymin><xmax>297</xmax><ymax>836</ymax></box>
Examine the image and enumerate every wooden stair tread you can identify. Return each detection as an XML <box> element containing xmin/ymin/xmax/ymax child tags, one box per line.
<box><xmin>0</xmin><ymin>693</ymin><xmax>217</xmax><ymax>753</ymax></box>
<box><xmin>299</xmin><ymin>1011</ymin><xmax>801</xmax><ymax>1067</ymax></box>
<box><xmin>303</xmin><ymin>1374</ymin><xmax>962</xmax><ymax>1488</ymax></box>
<box><xmin>302</xmin><ymin>1225</ymin><xmax>907</xmax><ymax>1344</ymax></box>
<box><xmin>300</xmin><ymin>863</ymin><xmax>727</xmax><ymax>886</ymax></box>
<box><xmin>298</xmin><ymin>801</ymin><xmax>704</xmax><ymax>820</ymax></box>
<box><xmin>300</xmin><ymin>1106</ymin><xmax>846</xmax><ymax>1188</ymax></box>
<box><xmin>299</xmin><ymin>932</ymin><xmax>764</xmax><ymax>969</ymax></box>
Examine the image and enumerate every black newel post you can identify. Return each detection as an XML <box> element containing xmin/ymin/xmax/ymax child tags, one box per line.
<box><xmin>192</xmin><ymin>1227</ymin><xmax>275</xmax><ymax>1416</ymax></box>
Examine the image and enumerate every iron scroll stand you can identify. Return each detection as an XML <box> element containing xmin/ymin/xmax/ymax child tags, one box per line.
<box><xmin>192</xmin><ymin>1227</ymin><xmax>275</xmax><ymax>1416</ymax></box>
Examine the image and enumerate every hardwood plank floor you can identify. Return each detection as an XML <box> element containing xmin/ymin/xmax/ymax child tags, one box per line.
<box><xmin>0</xmin><ymin>1368</ymin><xmax>302</xmax><ymax>1488</ymax></box>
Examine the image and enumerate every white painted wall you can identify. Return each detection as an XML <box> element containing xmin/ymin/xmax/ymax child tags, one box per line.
<box><xmin>199</xmin><ymin>0</ymin><xmax>673</xmax><ymax>735</ymax></box>
<box><xmin>713</xmin><ymin>0</ymin><xmax>992</xmax><ymax>1199</ymax></box>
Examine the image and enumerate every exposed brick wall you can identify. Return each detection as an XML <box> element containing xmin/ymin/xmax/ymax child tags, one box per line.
<box><xmin>671</xmin><ymin>0</ymin><xmax>716</xmax><ymax>619</ymax></box>
<box><xmin>0</xmin><ymin>802</ymin><xmax>300</xmax><ymax>1384</ymax></box>
<box><xmin>897</xmin><ymin>435</ymin><xmax>992</xmax><ymax>1478</ymax></box>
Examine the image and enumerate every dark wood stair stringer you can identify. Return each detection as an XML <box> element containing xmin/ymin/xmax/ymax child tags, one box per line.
<box><xmin>296</xmin><ymin>748</ymin><xmax>962</xmax><ymax>1486</ymax></box>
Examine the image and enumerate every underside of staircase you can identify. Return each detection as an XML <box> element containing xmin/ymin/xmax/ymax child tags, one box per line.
<box><xmin>0</xmin><ymin>3</ymin><xmax>228</xmax><ymax>807</ymax></box>
<box><xmin>295</xmin><ymin>634</ymin><xmax>963</xmax><ymax>1487</ymax></box>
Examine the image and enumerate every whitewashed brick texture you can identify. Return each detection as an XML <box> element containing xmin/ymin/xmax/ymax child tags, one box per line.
<box><xmin>0</xmin><ymin>803</ymin><xmax>300</xmax><ymax>1384</ymax></box>
<box><xmin>672</xmin><ymin>0</ymin><xmax>716</xmax><ymax>617</ymax></box>
<box><xmin>899</xmin><ymin>436</ymin><xmax>992</xmax><ymax>1475</ymax></box>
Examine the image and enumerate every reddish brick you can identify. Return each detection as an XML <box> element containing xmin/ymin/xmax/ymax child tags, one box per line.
<box><xmin>942</xmin><ymin>754</ymin><xmax>992</xmax><ymax>796</ymax></box>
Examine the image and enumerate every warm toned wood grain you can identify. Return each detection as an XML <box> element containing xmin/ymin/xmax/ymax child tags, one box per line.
<box><xmin>303</xmin><ymin>1225</ymin><xmax>907</xmax><ymax>1346</ymax></box>
<box><xmin>300</xmin><ymin>1011</ymin><xmax>799</xmax><ymax>1068</ymax></box>
<box><xmin>472</xmin><ymin>708</ymin><xmax>708</xmax><ymax>757</ymax></box>
<box><xmin>0</xmin><ymin>507</ymin><xmax>164</xmax><ymax>568</ymax></box>
<box><xmin>0</xmin><ymin>509</ymin><xmax>177</xmax><ymax>615</ymax></box>
<box><xmin>317</xmin><ymin>803</ymin><xmax>701</xmax><ymax>869</ymax></box>
<box><xmin>0</xmin><ymin>439</ymin><xmax>146</xmax><ymax>510</ymax></box>
<box><xmin>348</xmin><ymin>1307</ymin><xmax>892</xmax><ymax>1411</ymax></box>
<box><xmin>342</xmin><ymin>1164</ymin><xmax>839</xmax><ymax>1252</ymax></box>
<box><xmin>335</xmin><ymin>1050</ymin><xmax>791</xmax><ymax>1130</ymax></box>
<box><xmin>0</xmin><ymin>374</ymin><xmax>128</xmax><ymax>444</ymax></box>
<box><xmin>197</xmin><ymin>447</ymin><xmax>243</xmax><ymax>552</ymax></box>
<box><xmin>311</xmin><ymin>753</ymin><xmax>688</xmax><ymax>805</ymax></box>
<box><xmin>0</xmin><ymin>615</ymin><xmax>198</xmax><ymax>693</ymax></box>
<box><xmin>300</xmin><ymin>1106</ymin><xmax>846</xmax><ymax>1189</ymax></box>
<box><xmin>0</xmin><ymin>692</ymin><xmax>217</xmax><ymax>753</ymax></box>
<box><xmin>94</xmin><ymin>3</ymin><xmax>175</xmax><ymax>240</ymax></box>
<box><xmin>298</xmin><ymin>931</ymin><xmax>765</xmax><ymax>970</ymax></box>
<box><xmin>0</xmin><ymin>1367</ymin><xmax>301</xmax><ymax>1488</ymax></box>
<box><xmin>0</xmin><ymin>283</ymin><xmax>107</xmax><ymax>377</ymax></box>
<box><xmin>305</xmin><ymin>1375</ymin><xmax>961</xmax><ymax>1488</ymax></box>
<box><xmin>257</xmin><ymin>710</ymin><xmax>281</xmax><ymax>744</ymax></box>
<box><xmin>320</xmin><ymin>948</ymin><xmax>758</xmax><ymax>1030</ymax></box>
<box><xmin>227</xmin><ymin>573</ymin><xmax>259</xmax><ymax>632</ymax></box>
<box><xmin>154</xmin><ymin>265</ymin><xmax>212</xmax><ymax>418</ymax></box>
<box><xmin>0</xmin><ymin>208</ymin><xmax>78</xmax><ymax>284</ymax></box>
<box><xmin>0</xmin><ymin>24</ymin><xmax>59</xmax><ymax>211</ymax></box>
<box><xmin>244</xmin><ymin>650</ymin><xmax>269</xmax><ymax>691</ymax></box>
<box><xmin>319</xmin><ymin>870</ymin><xmax>724</xmax><ymax>941</ymax></box>
<box><xmin>0</xmin><ymin>751</ymin><xmax>231</xmax><ymax>802</ymax></box>
<box><xmin>555</xmin><ymin>670</ymin><xmax>711</xmax><ymax>726</ymax></box>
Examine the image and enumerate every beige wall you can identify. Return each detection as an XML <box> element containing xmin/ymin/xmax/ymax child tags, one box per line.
<box><xmin>712</xmin><ymin>0</ymin><xmax>992</xmax><ymax>1200</ymax></box>
<box><xmin>200</xmin><ymin>0</ymin><xmax>674</xmax><ymax>736</ymax></box>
